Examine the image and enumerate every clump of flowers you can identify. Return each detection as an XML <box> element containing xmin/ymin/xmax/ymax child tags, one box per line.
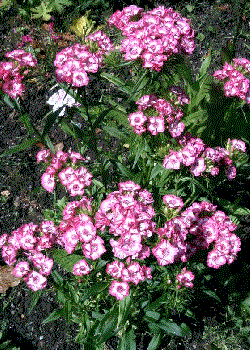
<box><xmin>54</xmin><ymin>31</ymin><xmax>113</xmax><ymax>87</ymax></box>
<box><xmin>153</xmin><ymin>199</ymin><xmax>241</xmax><ymax>271</ymax></box>
<box><xmin>37</xmin><ymin>148</ymin><xmax>92</xmax><ymax>195</ymax></box>
<box><xmin>213</xmin><ymin>58</ymin><xmax>250</xmax><ymax>103</ymax></box>
<box><xmin>0</xmin><ymin>49</ymin><xmax>37</xmax><ymax>98</ymax></box>
<box><xmin>95</xmin><ymin>181</ymin><xmax>155</xmax><ymax>299</ymax></box>
<box><xmin>108</xmin><ymin>5</ymin><xmax>195</xmax><ymax>71</ymax></box>
<box><xmin>0</xmin><ymin>221</ymin><xmax>59</xmax><ymax>291</ymax></box>
<box><xmin>163</xmin><ymin>133</ymin><xmax>246</xmax><ymax>180</ymax></box>
<box><xmin>128</xmin><ymin>90</ymin><xmax>188</xmax><ymax>136</ymax></box>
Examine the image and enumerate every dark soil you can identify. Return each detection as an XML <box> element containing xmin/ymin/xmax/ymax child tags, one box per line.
<box><xmin>1</xmin><ymin>1</ymin><xmax>250</xmax><ymax>349</ymax></box>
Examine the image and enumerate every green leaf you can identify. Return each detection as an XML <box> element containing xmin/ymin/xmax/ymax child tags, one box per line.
<box><xmin>147</xmin><ymin>333</ymin><xmax>161</xmax><ymax>350</ymax></box>
<box><xmin>41</xmin><ymin>109</ymin><xmax>61</xmax><ymax>138</ymax></box>
<box><xmin>119</xmin><ymin>328</ymin><xmax>137</xmax><ymax>350</ymax></box>
<box><xmin>197</xmin><ymin>32</ymin><xmax>205</xmax><ymax>42</ymax></box>
<box><xmin>80</xmin><ymin>282</ymin><xmax>109</xmax><ymax>303</ymax></box>
<box><xmin>234</xmin><ymin>207</ymin><xmax>250</xmax><ymax>216</ymax></box>
<box><xmin>53</xmin><ymin>249</ymin><xmax>84</xmax><ymax>273</ymax></box>
<box><xmin>144</xmin><ymin>294</ymin><xmax>167</xmax><ymax>312</ymax></box>
<box><xmin>0</xmin><ymin>137</ymin><xmax>39</xmax><ymax>158</ymax></box>
<box><xmin>19</xmin><ymin>113</ymin><xmax>42</xmax><ymax>140</ymax></box>
<box><xmin>101</xmin><ymin>73</ymin><xmax>133</xmax><ymax>96</ymax></box>
<box><xmin>131</xmin><ymin>70</ymin><xmax>150</xmax><ymax>98</ymax></box>
<box><xmin>186</xmin><ymin>4</ymin><xmax>194</xmax><ymax>12</ymax></box>
<box><xmin>50</xmin><ymin>269</ymin><xmax>64</xmax><ymax>287</ymax></box>
<box><xmin>198</xmin><ymin>49</ymin><xmax>212</xmax><ymax>79</ymax></box>
<box><xmin>117</xmin><ymin>294</ymin><xmax>131</xmax><ymax>330</ymax></box>
<box><xmin>65</xmin><ymin>281</ymin><xmax>79</xmax><ymax>304</ymax></box>
<box><xmin>102</xmin><ymin>125</ymin><xmax>129</xmax><ymax>141</ymax></box>
<box><xmin>180</xmin><ymin>323</ymin><xmax>192</xmax><ymax>338</ymax></box>
<box><xmin>116</xmin><ymin>162</ymin><xmax>135</xmax><ymax>179</ymax></box>
<box><xmin>145</xmin><ymin>311</ymin><xmax>161</xmax><ymax>321</ymax></box>
<box><xmin>192</xmin><ymin>75</ymin><xmax>212</xmax><ymax>108</ymax></box>
<box><xmin>28</xmin><ymin>289</ymin><xmax>43</xmax><ymax>315</ymax></box>
<box><xmin>156</xmin><ymin>319</ymin><xmax>183</xmax><ymax>337</ymax></box>
<box><xmin>3</xmin><ymin>93</ymin><xmax>16</xmax><ymax>109</ymax></box>
<box><xmin>42</xmin><ymin>308</ymin><xmax>64</xmax><ymax>325</ymax></box>
<box><xmin>60</xmin><ymin>120</ymin><xmax>78</xmax><ymax>139</ymax></box>
<box><xmin>43</xmin><ymin>134</ymin><xmax>56</xmax><ymax>153</ymax></box>
<box><xmin>150</xmin><ymin>164</ymin><xmax>167</xmax><ymax>181</ymax></box>
<box><xmin>203</xmin><ymin>290</ymin><xmax>222</xmax><ymax>303</ymax></box>
<box><xmin>63</xmin><ymin>300</ymin><xmax>72</xmax><ymax>324</ymax></box>
<box><xmin>49</xmin><ymin>0</ymin><xmax>72</xmax><ymax>13</ymax></box>
<box><xmin>95</xmin><ymin>306</ymin><xmax>119</xmax><ymax>345</ymax></box>
<box><xmin>30</xmin><ymin>1</ymin><xmax>53</xmax><ymax>21</ymax></box>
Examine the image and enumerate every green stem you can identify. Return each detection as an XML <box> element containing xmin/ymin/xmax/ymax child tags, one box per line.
<box><xmin>82</xmin><ymin>88</ymin><xmax>107</xmax><ymax>191</ymax></box>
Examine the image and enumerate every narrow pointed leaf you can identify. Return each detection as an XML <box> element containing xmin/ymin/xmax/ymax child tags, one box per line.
<box><xmin>42</xmin><ymin>308</ymin><xmax>64</xmax><ymax>325</ymax></box>
<box><xmin>0</xmin><ymin>137</ymin><xmax>39</xmax><ymax>158</ymax></box>
<box><xmin>147</xmin><ymin>333</ymin><xmax>161</xmax><ymax>350</ymax></box>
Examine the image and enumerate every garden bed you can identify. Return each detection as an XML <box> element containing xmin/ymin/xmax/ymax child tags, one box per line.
<box><xmin>1</xmin><ymin>1</ymin><xmax>250</xmax><ymax>349</ymax></box>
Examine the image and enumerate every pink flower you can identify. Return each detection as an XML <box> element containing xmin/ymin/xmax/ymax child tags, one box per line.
<box><xmin>190</xmin><ymin>157</ymin><xmax>206</xmax><ymax>176</ymax></box>
<box><xmin>110</xmin><ymin>233</ymin><xmax>142</xmax><ymax>259</ymax></box>
<box><xmin>207</xmin><ymin>249</ymin><xmax>227</xmax><ymax>269</ymax></box>
<box><xmin>106</xmin><ymin>260</ymin><xmax>125</xmax><ymax>279</ymax></box>
<box><xmin>231</xmin><ymin>139</ymin><xmax>246</xmax><ymax>153</ymax></box>
<box><xmin>71</xmin><ymin>70</ymin><xmax>89</xmax><ymax>87</ymax></box>
<box><xmin>68</xmin><ymin>152</ymin><xmax>85</xmax><ymax>163</ymax></box>
<box><xmin>0</xmin><ymin>233</ymin><xmax>8</xmax><ymax>248</ymax></box>
<box><xmin>1</xmin><ymin>245</ymin><xmax>18</xmax><ymax>265</ymax></box>
<box><xmin>168</xmin><ymin>121</ymin><xmax>185</xmax><ymax>138</ymax></box>
<box><xmin>36</xmin><ymin>149</ymin><xmax>51</xmax><ymax>163</ymax></box>
<box><xmin>83</xmin><ymin>236</ymin><xmax>106</xmax><ymax>260</ymax></box>
<box><xmin>31</xmin><ymin>253</ymin><xmax>54</xmax><ymax>276</ymax></box>
<box><xmin>75</xmin><ymin>215</ymin><xmax>96</xmax><ymax>243</ymax></box>
<box><xmin>19</xmin><ymin>233</ymin><xmax>37</xmax><ymax>250</ymax></box>
<box><xmin>121</xmin><ymin>262</ymin><xmax>144</xmax><ymax>285</ymax></box>
<box><xmin>109</xmin><ymin>280</ymin><xmax>130</xmax><ymax>300</ymax></box>
<box><xmin>73</xmin><ymin>259</ymin><xmax>92</xmax><ymax>276</ymax></box>
<box><xmin>163</xmin><ymin>151</ymin><xmax>182</xmax><ymax>170</ymax></box>
<box><xmin>58</xmin><ymin>167</ymin><xmax>76</xmax><ymax>186</ymax></box>
<box><xmin>225</xmin><ymin>166</ymin><xmax>236</xmax><ymax>180</ymax></box>
<box><xmin>41</xmin><ymin>173</ymin><xmax>55</xmax><ymax>193</ymax></box>
<box><xmin>67</xmin><ymin>180</ymin><xmax>85</xmax><ymax>196</ymax></box>
<box><xmin>152</xmin><ymin>239</ymin><xmax>179</xmax><ymax>266</ymax></box>
<box><xmin>128</xmin><ymin>112</ymin><xmax>147</xmax><ymax>128</ymax></box>
<box><xmin>176</xmin><ymin>267</ymin><xmax>194</xmax><ymax>288</ymax></box>
<box><xmin>63</xmin><ymin>227</ymin><xmax>79</xmax><ymax>254</ymax></box>
<box><xmin>163</xmin><ymin>194</ymin><xmax>184</xmax><ymax>210</ymax></box>
<box><xmin>24</xmin><ymin>271</ymin><xmax>47</xmax><ymax>291</ymax></box>
<box><xmin>13</xmin><ymin>261</ymin><xmax>30</xmax><ymax>278</ymax></box>
<box><xmin>147</xmin><ymin>116</ymin><xmax>165</xmax><ymax>135</ymax></box>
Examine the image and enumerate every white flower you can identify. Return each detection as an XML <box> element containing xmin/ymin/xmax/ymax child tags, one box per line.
<box><xmin>46</xmin><ymin>86</ymin><xmax>81</xmax><ymax>116</ymax></box>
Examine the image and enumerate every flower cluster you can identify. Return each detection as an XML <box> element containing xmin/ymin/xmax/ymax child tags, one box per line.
<box><xmin>54</xmin><ymin>31</ymin><xmax>113</xmax><ymax>87</ymax></box>
<box><xmin>0</xmin><ymin>49</ymin><xmax>37</xmax><ymax>98</ymax></box>
<box><xmin>37</xmin><ymin>148</ymin><xmax>92</xmax><ymax>195</ymax></box>
<box><xmin>59</xmin><ymin>211</ymin><xmax>106</xmax><ymax>258</ymax></box>
<box><xmin>0</xmin><ymin>221</ymin><xmax>59</xmax><ymax>291</ymax></box>
<box><xmin>95</xmin><ymin>181</ymin><xmax>155</xmax><ymax>299</ymax></box>
<box><xmin>163</xmin><ymin>133</ymin><xmax>246</xmax><ymax>180</ymax></box>
<box><xmin>128</xmin><ymin>92</ymin><xmax>187</xmax><ymax>136</ymax></box>
<box><xmin>213</xmin><ymin>58</ymin><xmax>250</xmax><ymax>103</ymax></box>
<box><xmin>109</xmin><ymin>5</ymin><xmax>195</xmax><ymax>71</ymax></box>
<box><xmin>153</xmin><ymin>199</ymin><xmax>241</xmax><ymax>271</ymax></box>
<box><xmin>176</xmin><ymin>267</ymin><xmax>195</xmax><ymax>289</ymax></box>
<box><xmin>46</xmin><ymin>85</ymin><xmax>81</xmax><ymax>116</ymax></box>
